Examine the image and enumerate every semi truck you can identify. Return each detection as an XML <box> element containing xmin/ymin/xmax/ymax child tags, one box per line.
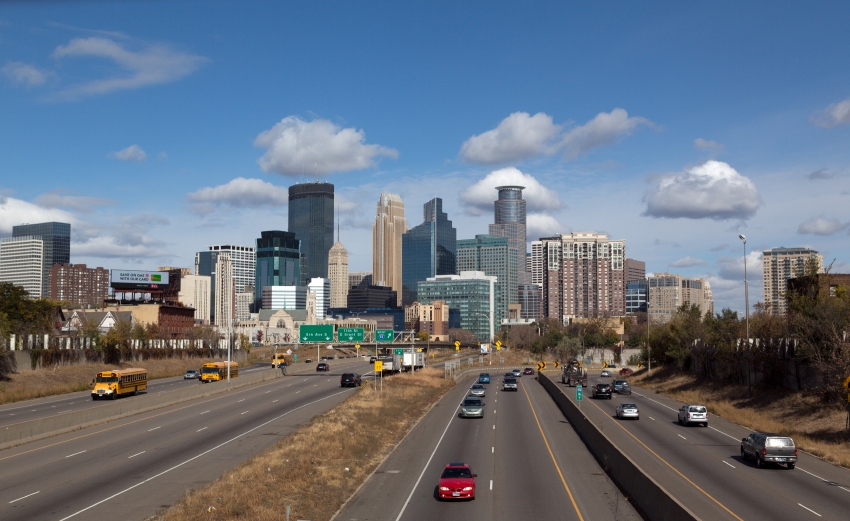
<box><xmin>561</xmin><ymin>359</ymin><xmax>587</xmax><ymax>387</ymax></box>
<box><xmin>378</xmin><ymin>354</ymin><xmax>402</xmax><ymax>373</ymax></box>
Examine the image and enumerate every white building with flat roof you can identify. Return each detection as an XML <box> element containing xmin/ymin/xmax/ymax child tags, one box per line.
<box><xmin>308</xmin><ymin>277</ymin><xmax>330</xmax><ymax>320</ymax></box>
<box><xmin>763</xmin><ymin>247</ymin><xmax>823</xmax><ymax>316</ymax></box>
<box><xmin>178</xmin><ymin>274</ymin><xmax>211</xmax><ymax>324</ymax></box>
<box><xmin>262</xmin><ymin>285</ymin><xmax>308</xmax><ymax>310</ymax></box>
<box><xmin>0</xmin><ymin>236</ymin><xmax>45</xmax><ymax>298</ymax></box>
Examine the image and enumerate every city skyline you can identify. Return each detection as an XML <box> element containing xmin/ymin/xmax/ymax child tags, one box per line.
<box><xmin>1</xmin><ymin>3</ymin><xmax>849</xmax><ymax>315</ymax></box>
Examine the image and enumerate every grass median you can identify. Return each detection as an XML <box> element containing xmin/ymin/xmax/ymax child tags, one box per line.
<box><xmin>632</xmin><ymin>367</ymin><xmax>850</xmax><ymax>468</ymax></box>
<box><xmin>152</xmin><ymin>367</ymin><xmax>454</xmax><ymax>521</ymax></box>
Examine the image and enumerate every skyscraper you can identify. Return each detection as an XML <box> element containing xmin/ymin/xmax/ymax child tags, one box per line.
<box><xmin>417</xmin><ymin>271</ymin><xmax>498</xmax><ymax>342</ymax></box>
<box><xmin>254</xmin><ymin>231</ymin><xmax>301</xmax><ymax>310</ymax></box>
<box><xmin>625</xmin><ymin>258</ymin><xmax>646</xmax><ymax>283</ymax></box>
<box><xmin>0</xmin><ymin>236</ymin><xmax>44</xmax><ymax>297</ymax></box>
<box><xmin>763</xmin><ymin>247</ymin><xmax>823</xmax><ymax>316</ymax></box>
<box><xmin>373</xmin><ymin>193</ymin><xmax>407</xmax><ymax>306</ymax></box>
<box><xmin>328</xmin><ymin>238</ymin><xmax>349</xmax><ymax>308</ymax></box>
<box><xmin>456</xmin><ymin>234</ymin><xmax>516</xmax><ymax>323</ymax></box>
<box><xmin>195</xmin><ymin>244</ymin><xmax>255</xmax><ymax>323</ymax></box>
<box><xmin>308</xmin><ymin>277</ymin><xmax>330</xmax><ymax>320</ymax></box>
<box><xmin>288</xmin><ymin>182</ymin><xmax>334</xmax><ymax>282</ymax></box>
<box><xmin>401</xmin><ymin>198</ymin><xmax>456</xmax><ymax>305</ymax></box>
<box><xmin>12</xmin><ymin>221</ymin><xmax>71</xmax><ymax>296</ymax></box>
<box><xmin>489</xmin><ymin>186</ymin><xmax>527</xmax><ymax>284</ymax></box>
<box><xmin>213</xmin><ymin>253</ymin><xmax>233</xmax><ymax>329</ymax></box>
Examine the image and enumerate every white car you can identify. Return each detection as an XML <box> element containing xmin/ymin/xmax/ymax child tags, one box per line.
<box><xmin>678</xmin><ymin>404</ymin><xmax>708</xmax><ymax>427</ymax></box>
<box><xmin>616</xmin><ymin>402</ymin><xmax>639</xmax><ymax>420</ymax></box>
<box><xmin>600</xmin><ymin>370</ymin><xmax>611</xmax><ymax>377</ymax></box>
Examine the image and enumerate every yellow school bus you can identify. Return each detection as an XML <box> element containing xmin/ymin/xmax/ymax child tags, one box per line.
<box><xmin>200</xmin><ymin>361</ymin><xmax>239</xmax><ymax>383</ymax></box>
<box><xmin>271</xmin><ymin>352</ymin><xmax>290</xmax><ymax>368</ymax></box>
<box><xmin>91</xmin><ymin>368</ymin><xmax>147</xmax><ymax>400</ymax></box>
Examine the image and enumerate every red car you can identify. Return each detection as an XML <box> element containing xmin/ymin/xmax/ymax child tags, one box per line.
<box><xmin>316</xmin><ymin>363</ymin><xmax>330</xmax><ymax>372</ymax></box>
<box><xmin>438</xmin><ymin>463</ymin><xmax>477</xmax><ymax>500</ymax></box>
<box><xmin>523</xmin><ymin>367</ymin><xmax>534</xmax><ymax>375</ymax></box>
<box><xmin>619</xmin><ymin>368</ymin><xmax>633</xmax><ymax>376</ymax></box>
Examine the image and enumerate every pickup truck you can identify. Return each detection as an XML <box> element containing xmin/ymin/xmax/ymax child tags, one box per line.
<box><xmin>502</xmin><ymin>377</ymin><xmax>518</xmax><ymax>392</ymax></box>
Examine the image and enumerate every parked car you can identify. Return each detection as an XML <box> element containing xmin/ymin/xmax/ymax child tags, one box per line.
<box><xmin>469</xmin><ymin>384</ymin><xmax>486</xmax><ymax>397</ymax></box>
<box><xmin>437</xmin><ymin>462</ymin><xmax>477</xmax><ymax>499</ymax></box>
<box><xmin>523</xmin><ymin>367</ymin><xmax>534</xmax><ymax>375</ymax></box>
<box><xmin>502</xmin><ymin>377</ymin><xmax>518</xmax><ymax>392</ymax></box>
<box><xmin>616</xmin><ymin>402</ymin><xmax>639</xmax><ymax>420</ymax></box>
<box><xmin>340</xmin><ymin>373</ymin><xmax>361</xmax><ymax>387</ymax></box>
<box><xmin>677</xmin><ymin>404</ymin><xmax>708</xmax><ymax>427</ymax></box>
<box><xmin>460</xmin><ymin>396</ymin><xmax>485</xmax><ymax>418</ymax></box>
<box><xmin>619</xmin><ymin>368</ymin><xmax>634</xmax><ymax>376</ymax></box>
<box><xmin>316</xmin><ymin>362</ymin><xmax>330</xmax><ymax>372</ymax></box>
<box><xmin>613</xmin><ymin>379</ymin><xmax>630</xmax><ymax>394</ymax></box>
<box><xmin>593</xmin><ymin>383</ymin><xmax>612</xmax><ymax>399</ymax></box>
<box><xmin>741</xmin><ymin>432</ymin><xmax>797</xmax><ymax>469</ymax></box>
<box><xmin>478</xmin><ymin>373</ymin><xmax>491</xmax><ymax>384</ymax></box>
<box><xmin>183</xmin><ymin>369</ymin><xmax>200</xmax><ymax>380</ymax></box>
<box><xmin>600</xmin><ymin>370</ymin><xmax>611</xmax><ymax>377</ymax></box>
<box><xmin>511</xmin><ymin>368</ymin><xmax>522</xmax><ymax>378</ymax></box>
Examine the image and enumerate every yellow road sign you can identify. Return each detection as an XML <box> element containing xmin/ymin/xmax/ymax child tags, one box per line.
<box><xmin>454</xmin><ymin>340</ymin><xmax>461</xmax><ymax>348</ymax></box>
<box><xmin>355</xmin><ymin>344</ymin><xmax>360</xmax><ymax>349</ymax></box>
<box><xmin>603</xmin><ymin>361</ymin><xmax>608</xmax><ymax>368</ymax></box>
<box><xmin>374</xmin><ymin>361</ymin><xmax>383</xmax><ymax>372</ymax></box>
<box><xmin>553</xmin><ymin>361</ymin><xmax>560</xmax><ymax>369</ymax></box>
<box><xmin>637</xmin><ymin>362</ymin><xmax>643</xmax><ymax>368</ymax></box>
<box><xmin>843</xmin><ymin>374</ymin><xmax>850</xmax><ymax>390</ymax></box>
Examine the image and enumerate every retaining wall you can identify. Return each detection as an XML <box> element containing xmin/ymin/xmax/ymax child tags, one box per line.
<box><xmin>538</xmin><ymin>372</ymin><xmax>701</xmax><ymax>521</ymax></box>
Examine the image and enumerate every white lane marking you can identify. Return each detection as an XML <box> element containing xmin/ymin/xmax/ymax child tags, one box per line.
<box><xmin>709</xmin><ymin>426</ymin><xmax>738</xmax><ymax>440</ymax></box>
<box><xmin>265</xmin><ymin>391</ymin><xmax>272</xmax><ymax>394</ymax></box>
<box><xmin>492</xmin><ymin>447</ymin><xmax>494</xmax><ymax>453</ymax></box>
<box><xmin>393</xmin><ymin>397</ymin><xmax>461</xmax><ymax>521</ymax></box>
<box><xmin>200</xmin><ymin>410</ymin><xmax>210</xmax><ymax>415</ymax></box>
<box><xmin>632</xmin><ymin>391</ymin><xmax>677</xmax><ymax>411</ymax></box>
<box><xmin>58</xmin><ymin>388</ymin><xmax>354</xmax><ymax>521</ymax></box>
<box><xmin>723</xmin><ymin>461</ymin><xmax>736</xmax><ymax>469</ymax></box>
<box><xmin>9</xmin><ymin>491</ymin><xmax>40</xmax><ymax>503</ymax></box>
<box><xmin>493</xmin><ymin>424</ymin><xmax>495</xmax><ymax>430</ymax></box>
<box><xmin>57</xmin><ymin>410</ymin><xmax>73</xmax><ymax>415</ymax></box>
<box><xmin>128</xmin><ymin>451</ymin><xmax>145</xmax><ymax>459</ymax></box>
<box><xmin>296</xmin><ymin>391</ymin><xmax>300</xmax><ymax>394</ymax></box>
<box><xmin>241</xmin><ymin>411</ymin><xmax>249</xmax><ymax>415</ymax></box>
<box><xmin>148</xmin><ymin>426</ymin><xmax>161</xmax><ymax>432</ymax></box>
<box><xmin>678</xmin><ymin>434</ymin><xmax>686</xmax><ymax>439</ymax></box>
<box><xmin>66</xmin><ymin>450</ymin><xmax>87</xmax><ymax>458</ymax></box>
<box><xmin>798</xmin><ymin>503</ymin><xmax>821</xmax><ymax>517</ymax></box>
<box><xmin>649</xmin><ymin>416</ymin><xmax>655</xmax><ymax>421</ymax></box>
<box><xmin>490</xmin><ymin>479</ymin><xmax>493</xmax><ymax>490</ymax></box>
<box><xmin>197</xmin><ymin>427</ymin><xmax>207</xmax><ymax>432</ymax></box>
<box><xmin>494</xmin><ymin>410</ymin><xmax>496</xmax><ymax>414</ymax></box>
<box><xmin>273</xmin><ymin>399</ymin><xmax>278</xmax><ymax>403</ymax></box>
<box><xmin>797</xmin><ymin>467</ymin><xmax>850</xmax><ymax>494</ymax></box>
<box><xmin>238</xmin><ymin>399</ymin><xmax>245</xmax><ymax>403</ymax></box>
<box><xmin>31</xmin><ymin>409</ymin><xmax>36</xmax><ymax>412</ymax></box>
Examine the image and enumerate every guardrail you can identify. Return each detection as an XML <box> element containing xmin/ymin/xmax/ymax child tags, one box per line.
<box><xmin>537</xmin><ymin>372</ymin><xmax>700</xmax><ymax>521</ymax></box>
<box><xmin>0</xmin><ymin>368</ymin><xmax>283</xmax><ymax>451</ymax></box>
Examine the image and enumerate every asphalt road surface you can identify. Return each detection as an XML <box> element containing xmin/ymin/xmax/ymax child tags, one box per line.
<box><xmin>568</xmin><ymin>370</ymin><xmax>850</xmax><ymax>520</ymax></box>
<box><xmin>0</xmin><ymin>360</ymin><xmax>373</xmax><ymax>521</ymax></box>
<box><xmin>337</xmin><ymin>372</ymin><xmax>642</xmax><ymax>521</ymax></box>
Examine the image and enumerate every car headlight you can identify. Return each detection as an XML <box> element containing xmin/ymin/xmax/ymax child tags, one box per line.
<box><xmin>462</xmin><ymin>487</ymin><xmax>473</xmax><ymax>491</ymax></box>
<box><xmin>439</xmin><ymin>487</ymin><xmax>450</xmax><ymax>491</ymax></box>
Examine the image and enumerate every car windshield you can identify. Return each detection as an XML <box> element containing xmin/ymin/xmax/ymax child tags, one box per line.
<box><xmin>597</xmin><ymin>384</ymin><xmax>609</xmax><ymax>389</ymax></box>
<box><xmin>462</xmin><ymin>398</ymin><xmax>482</xmax><ymax>406</ymax></box>
<box><xmin>96</xmin><ymin>376</ymin><xmax>118</xmax><ymax>383</ymax></box>
<box><xmin>471</xmin><ymin>385</ymin><xmax>483</xmax><ymax>389</ymax></box>
<box><xmin>480</xmin><ymin>373</ymin><xmax>489</xmax><ymax>377</ymax></box>
<box><xmin>202</xmin><ymin>367</ymin><xmax>220</xmax><ymax>374</ymax></box>
<box><xmin>615</xmin><ymin>380</ymin><xmax>626</xmax><ymax>384</ymax></box>
<box><xmin>442</xmin><ymin>467</ymin><xmax>472</xmax><ymax>479</ymax></box>
<box><xmin>505</xmin><ymin>378</ymin><xmax>516</xmax><ymax>383</ymax></box>
<box><xmin>622</xmin><ymin>403</ymin><xmax>637</xmax><ymax>409</ymax></box>
<box><xmin>766</xmin><ymin>437</ymin><xmax>794</xmax><ymax>447</ymax></box>
<box><xmin>689</xmin><ymin>406</ymin><xmax>707</xmax><ymax>413</ymax></box>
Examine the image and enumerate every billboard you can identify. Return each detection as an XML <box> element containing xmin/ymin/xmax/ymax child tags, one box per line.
<box><xmin>110</xmin><ymin>270</ymin><xmax>170</xmax><ymax>290</ymax></box>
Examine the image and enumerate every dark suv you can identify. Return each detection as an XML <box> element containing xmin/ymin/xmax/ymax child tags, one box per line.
<box><xmin>340</xmin><ymin>373</ymin><xmax>362</xmax><ymax>387</ymax></box>
<box><xmin>592</xmin><ymin>383</ymin><xmax>612</xmax><ymax>399</ymax></box>
<box><xmin>741</xmin><ymin>432</ymin><xmax>797</xmax><ymax>469</ymax></box>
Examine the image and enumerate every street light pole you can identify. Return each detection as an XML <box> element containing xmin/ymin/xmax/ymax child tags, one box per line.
<box><xmin>646</xmin><ymin>301</ymin><xmax>651</xmax><ymax>374</ymax></box>
<box><xmin>739</xmin><ymin>234</ymin><xmax>751</xmax><ymax>397</ymax></box>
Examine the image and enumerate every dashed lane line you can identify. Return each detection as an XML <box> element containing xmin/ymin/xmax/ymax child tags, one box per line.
<box><xmin>798</xmin><ymin>503</ymin><xmax>822</xmax><ymax>517</ymax></box>
<box><xmin>65</xmin><ymin>450</ymin><xmax>86</xmax><ymax>458</ymax></box>
<box><xmin>723</xmin><ymin>461</ymin><xmax>735</xmax><ymax>469</ymax></box>
<box><xmin>8</xmin><ymin>491</ymin><xmax>39</xmax><ymax>503</ymax></box>
<box><xmin>128</xmin><ymin>451</ymin><xmax>145</xmax><ymax>459</ymax></box>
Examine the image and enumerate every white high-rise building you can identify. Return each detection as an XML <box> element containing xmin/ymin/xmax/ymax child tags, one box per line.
<box><xmin>373</xmin><ymin>193</ymin><xmax>407</xmax><ymax>306</ymax></box>
<box><xmin>647</xmin><ymin>272</ymin><xmax>713</xmax><ymax>323</ymax></box>
<box><xmin>213</xmin><ymin>253</ymin><xmax>233</xmax><ymax>329</ymax></box>
<box><xmin>530</xmin><ymin>240</ymin><xmax>544</xmax><ymax>287</ymax></box>
<box><xmin>763</xmin><ymin>247</ymin><xmax>823</xmax><ymax>316</ymax></box>
<box><xmin>178</xmin><ymin>274</ymin><xmax>211</xmax><ymax>324</ymax></box>
<box><xmin>0</xmin><ymin>236</ymin><xmax>45</xmax><ymax>298</ymax></box>
<box><xmin>308</xmin><ymin>277</ymin><xmax>330</xmax><ymax>320</ymax></box>
<box><xmin>262</xmin><ymin>286</ymin><xmax>308</xmax><ymax>310</ymax></box>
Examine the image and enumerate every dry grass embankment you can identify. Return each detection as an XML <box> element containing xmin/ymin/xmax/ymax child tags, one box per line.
<box><xmin>632</xmin><ymin>367</ymin><xmax>850</xmax><ymax>468</ymax></box>
<box><xmin>0</xmin><ymin>358</ymin><xmax>222</xmax><ymax>405</ymax></box>
<box><xmin>152</xmin><ymin>367</ymin><xmax>453</xmax><ymax>521</ymax></box>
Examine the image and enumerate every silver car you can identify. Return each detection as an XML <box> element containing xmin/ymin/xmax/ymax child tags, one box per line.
<box><xmin>677</xmin><ymin>404</ymin><xmax>708</xmax><ymax>427</ymax></box>
<box><xmin>469</xmin><ymin>384</ymin><xmax>486</xmax><ymax>397</ymax></box>
<box><xmin>616</xmin><ymin>402</ymin><xmax>639</xmax><ymax>420</ymax></box>
<box><xmin>511</xmin><ymin>368</ymin><xmax>522</xmax><ymax>378</ymax></box>
<box><xmin>460</xmin><ymin>396</ymin><xmax>484</xmax><ymax>418</ymax></box>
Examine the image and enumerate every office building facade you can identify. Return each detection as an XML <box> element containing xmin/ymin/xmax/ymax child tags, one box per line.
<box><xmin>347</xmin><ymin>284</ymin><xmax>398</xmax><ymax>310</ymax></box>
<box><xmin>625</xmin><ymin>280</ymin><xmax>648</xmax><ymax>314</ymax></box>
<box><xmin>328</xmin><ymin>239</ymin><xmax>348</xmax><ymax>308</ymax></box>
<box><xmin>373</xmin><ymin>193</ymin><xmax>407</xmax><ymax>306</ymax></box>
<box><xmin>307</xmin><ymin>277</ymin><xmax>330</xmax><ymax>320</ymax></box>
<box><xmin>254</xmin><ymin>231</ymin><xmax>301</xmax><ymax>310</ymax></box>
<box><xmin>178</xmin><ymin>274</ymin><xmax>211</xmax><ymax>324</ymax></box>
<box><xmin>489</xmin><ymin>185</ymin><xmax>527</xmax><ymax>287</ymax></box>
<box><xmin>539</xmin><ymin>233</ymin><xmax>626</xmax><ymax>321</ymax></box>
<box><xmin>213</xmin><ymin>253</ymin><xmax>233</xmax><ymax>329</ymax></box>
<box><xmin>348</xmin><ymin>271</ymin><xmax>372</xmax><ymax>290</ymax></box>
<box><xmin>647</xmin><ymin>272</ymin><xmax>713</xmax><ymax>323</ymax></box>
<box><xmin>196</xmin><ymin>244</ymin><xmax>255</xmax><ymax>323</ymax></box>
<box><xmin>402</xmin><ymin>198</ymin><xmax>456</xmax><ymax>305</ymax></box>
<box><xmin>456</xmin><ymin>234</ymin><xmax>516</xmax><ymax>323</ymax></box>
<box><xmin>49</xmin><ymin>264</ymin><xmax>109</xmax><ymax>308</ymax></box>
<box><xmin>288</xmin><ymin>182</ymin><xmax>334</xmax><ymax>282</ymax></box>
<box><xmin>518</xmin><ymin>283</ymin><xmax>543</xmax><ymax>320</ymax></box>
<box><xmin>530</xmin><ymin>240</ymin><xmax>544</xmax><ymax>287</ymax></box>
<box><xmin>0</xmin><ymin>236</ymin><xmax>45</xmax><ymax>298</ymax></box>
<box><xmin>625</xmin><ymin>258</ymin><xmax>646</xmax><ymax>283</ymax></box>
<box><xmin>417</xmin><ymin>271</ymin><xmax>498</xmax><ymax>342</ymax></box>
<box><xmin>12</xmin><ymin>221</ymin><xmax>71</xmax><ymax>295</ymax></box>
<box><xmin>763</xmin><ymin>247</ymin><xmax>823</xmax><ymax>316</ymax></box>
<box><xmin>262</xmin><ymin>285</ymin><xmax>308</xmax><ymax>310</ymax></box>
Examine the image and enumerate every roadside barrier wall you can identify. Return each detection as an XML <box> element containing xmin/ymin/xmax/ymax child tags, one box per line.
<box><xmin>0</xmin><ymin>367</ymin><xmax>282</xmax><ymax>451</ymax></box>
<box><xmin>537</xmin><ymin>372</ymin><xmax>701</xmax><ymax>521</ymax></box>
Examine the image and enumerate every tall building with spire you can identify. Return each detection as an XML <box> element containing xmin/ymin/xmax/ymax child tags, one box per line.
<box><xmin>372</xmin><ymin>193</ymin><xmax>407</xmax><ymax>307</ymax></box>
<box><xmin>328</xmin><ymin>212</ymin><xmax>349</xmax><ymax>308</ymax></box>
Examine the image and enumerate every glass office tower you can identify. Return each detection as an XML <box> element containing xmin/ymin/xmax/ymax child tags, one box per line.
<box><xmin>401</xmin><ymin>198</ymin><xmax>456</xmax><ymax>305</ymax></box>
<box><xmin>12</xmin><ymin>221</ymin><xmax>71</xmax><ymax>296</ymax></box>
<box><xmin>254</xmin><ymin>230</ymin><xmax>301</xmax><ymax>310</ymax></box>
<box><xmin>288</xmin><ymin>182</ymin><xmax>334</xmax><ymax>283</ymax></box>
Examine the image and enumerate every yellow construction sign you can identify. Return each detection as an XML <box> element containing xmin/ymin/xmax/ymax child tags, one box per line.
<box><xmin>374</xmin><ymin>361</ymin><xmax>383</xmax><ymax>372</ymax></box>
<box><xmin>495</xmin><ymin>340</ymin><xmax>502</xmax><ymax>351</ymax></box>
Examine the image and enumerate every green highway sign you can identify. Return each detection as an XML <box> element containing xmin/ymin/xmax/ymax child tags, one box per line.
<box><xmin>338</xmin><ymin>327</ymin><xmax>365</xmax><ymax>342</ymax></box>
<box><xmin>376</xmin><ymin>329</ymin><xmax>394</xmax><ymax>343</ymax></box>
<box><xmin>394</xmin><ymin>348</ymin><xmax>404</xmax><ymax>355</ymax></box>
<box><xmin>299</xmin><ymin>324</ymin><xmax>334</xmax><ymax>343</ymax></box>
<box><xmin>576</xmin><ymin>384</ymin><xmax>583</xmax><ymax>401</ymax></box>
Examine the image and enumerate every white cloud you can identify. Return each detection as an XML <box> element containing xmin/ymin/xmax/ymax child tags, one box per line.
<box><xmin>643</xmin><ymin>160</ymin><xmax>762</xmax><ymax>220</ymax></box>
<box><xmin>527</xmin><ymin>212</ymin><xmax>566</xmax><ymax>240</ymax></box>
<box><xmin>694</xmin><ymin>138</ymin><xmax>724</xmax><ymax>152</ymax></box>
<box><xmin>72</xmin><ymin>235</ymin><xmax>171</xmax><ymax>259</ymax></box>
<box><xmin>561</xmin><ymin>108</ymin><xmax>652</xmax><ymax>160</ymax></box>
<box><xmin>186</xmin><ymin>177</ymin><xmax>289</xmax><ymax>215</ymax></box>
<box><xmin>669</xmin><ymin>256</ymin><xmax>708</xmax><ymax>268</ymax></box>
<box><xmin>459</xmin><ymin>167</ymin><xmax>561</xmax><ymax>216</ymax></box>
<box><xmin>34</xmin><ymin>190</ymin><xmax>115</xmax><ymax>214</ymax></box>
<box><xmin>2</xmin><ymin>61</ymin><xmax>50</xmax><ymax>86</ymax></box>
<box><xmin>110</xmin><ymin>144</ymin><xmax>147</xmax><ymax>162</ymax></box>
<box><xmin>811</xmin><ymin>97</ymin><xmax>850</xmax><ymax>128</ymax></box>
<box><xmin>51</xmin><ymin>37</ymin><xmax>208</xmax><ymax>99</ymax></box>
<box><xmin>0</xmin><ymin>196</ymin><xmax>77</xmax><ymax>235</ymax></box>
<box><xmin>797</xmin><ymin>217</ymin><xmax>849</xmax><ymax>236</ymax></box>
<box><xmin>459</xmin><ymin>112</ymin><xmax>561</xmax><ymax>164</ymax></box>
<box><xmin>254</xmin><ymin>116</ymin><xmax>398</xmax><ymax>176</ymax></box>
<box><xmin>717</xmin><ymin>250</ymin><xmax>762</xmax><ymax>281</ymax></box>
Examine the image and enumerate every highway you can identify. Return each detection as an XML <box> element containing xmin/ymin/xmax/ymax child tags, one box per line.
<box><xmin>0</xmin><ymin>362</ymin><xmax>274</xmax><ymax>428</ymax></box>
<box><xmin>337</xmin><ymin>372</ymin><xmax>641</xmax><ymax>521</ymax></box>
<box><xmin>0</xmin><ymin>359</ymin><xmax>371</xmax><ymax>521</ymax></box>
<box><xmin>560</xmin><ymin>370</ymin><xmax>850</xmax><ymax>520</ymax></box>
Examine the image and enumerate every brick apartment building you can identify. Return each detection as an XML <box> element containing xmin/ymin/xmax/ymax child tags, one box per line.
<box><xmin>50</xmin><ymin>264</ymin><xmax>109</xmax><ymax>308</ymax></box>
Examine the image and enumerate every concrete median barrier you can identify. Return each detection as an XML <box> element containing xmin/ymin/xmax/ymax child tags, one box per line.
<box><xmin>0</xmin><ymin>368</ymin><xmax>282</xmax><ymax>451</ymax></box>
<box><xmin>537</xmin><ymin>372</ymin><xmax>701</xmax><ymax>521</ymax></box>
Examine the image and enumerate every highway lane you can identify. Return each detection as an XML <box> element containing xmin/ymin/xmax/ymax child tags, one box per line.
<box><xmin>0</xmin><ymin>360</ymin><xmax>373</xmax><ymax>521</ymax></box>
<box><xmin>336</xmin><ymin>372</ymin><xmax>640</xmax><ymax>521</ymax></box>
<box><xmin>566</xmin><ymin>370</ymin><xmax>850</xmax><ymax>520</ymax></box>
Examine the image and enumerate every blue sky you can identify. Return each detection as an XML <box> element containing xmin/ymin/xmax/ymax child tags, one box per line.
<box><xmin>1</xmin><ymin>1</ymin><xmax>849</xmax><ymax>312</ymax></box>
